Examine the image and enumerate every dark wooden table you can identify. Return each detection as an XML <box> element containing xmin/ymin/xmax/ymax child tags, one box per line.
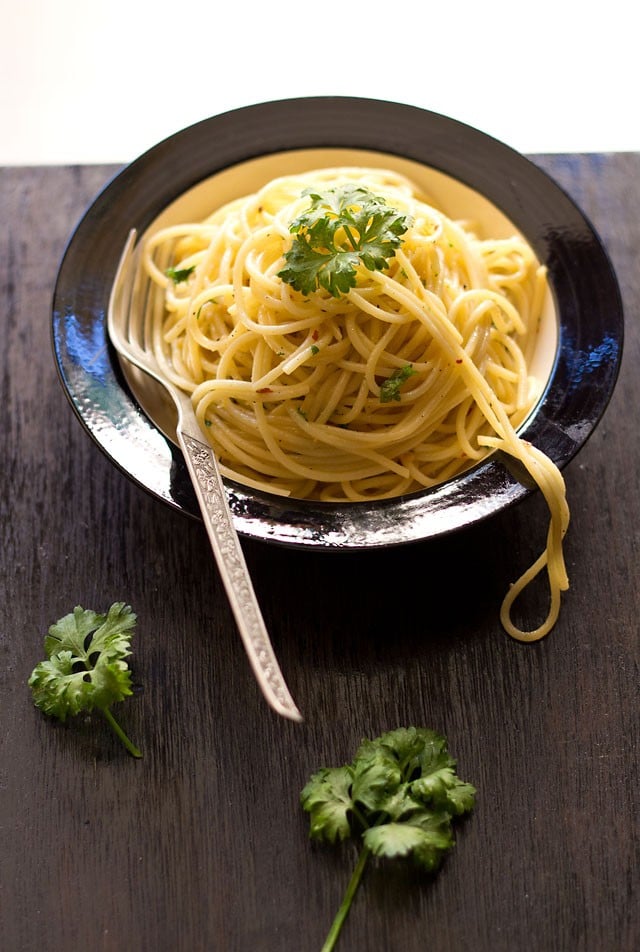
<box><xmin>1</xmin><ymin>154</ymin><xmax>638</xmax><ymax>952</ymax></box>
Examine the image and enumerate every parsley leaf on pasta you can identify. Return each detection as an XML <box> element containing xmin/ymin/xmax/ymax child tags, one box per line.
<box><xmin>379</xmin><ymin>365</ymin><xmax>417</xmax><ymax>403</ymax></box>
<box><xmin>28</xmin><ymin>603</ymin><xmax>142</xmax><ymax>758</ymax></box>
<box><xmin>278</xmin><ymin>185</ymin><xmax>411</xmax><ymax>297</ymax></box>
<box><xmin>301</xmin><ymin>727</ymin><xmax>475</xmax><ymax>950</ymax></box>
<box><xmin>166</xmin><ymin>265</ymin><xmax>195</xmax><ymax>284</ymax></box>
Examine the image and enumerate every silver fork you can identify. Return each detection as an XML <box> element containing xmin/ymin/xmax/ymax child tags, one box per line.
<box><xmin>108</xmin><ymin>229</ymin><xmax>302</xmax><ymax>722</ymax></box>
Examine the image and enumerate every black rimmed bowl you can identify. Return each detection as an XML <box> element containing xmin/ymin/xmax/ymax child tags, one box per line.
<box><xmin>51</xmin><ymin>96</ymin><xmax>624</xmax><ymax>548</ymax></box>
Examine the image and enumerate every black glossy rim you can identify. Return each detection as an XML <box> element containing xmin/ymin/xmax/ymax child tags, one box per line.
<box><xmin>51</xmin><ymin>97</ymin><xmax>624</xmax><ymax>548</ymax></box>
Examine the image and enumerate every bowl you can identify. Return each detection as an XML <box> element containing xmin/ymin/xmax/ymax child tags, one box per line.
<box><xmin>51</xmin><ymin>97</ymin><xmax>623</xmax><ymax>548</ymax></box>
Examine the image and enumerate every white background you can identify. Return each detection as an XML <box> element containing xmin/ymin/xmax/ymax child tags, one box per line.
<box><xmin>1</xmin><ymin>0</ymin><xmax>637</xmax><ymax>165</ymax></box>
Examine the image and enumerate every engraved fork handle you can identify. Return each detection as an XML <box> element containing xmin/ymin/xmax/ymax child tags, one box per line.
<box><xmin>176</xmin><ymin>410</ymin><xmax>303</xmax><ymax>722</ymax></box>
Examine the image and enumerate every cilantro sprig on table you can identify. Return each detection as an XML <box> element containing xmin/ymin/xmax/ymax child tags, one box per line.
<box><xmin>278</xmin><ymin>185</ymin><xmax>411</xmax><ymax>298</ymax></box>
<box><xmin>301</xmin><ymin>727</ymin><xmax>475</xmax><ymax>951</ymax></box>
<box><xmin>28</xmin><ymin>603</ymin><xmax>142</xmax><ymax>758</ymax></box>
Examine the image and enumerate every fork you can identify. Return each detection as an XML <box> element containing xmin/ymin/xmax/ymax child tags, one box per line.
<box><xmin>108</xmin><ymin>229</ymin><xmax>303</xmax><ymax>722</ymax></box>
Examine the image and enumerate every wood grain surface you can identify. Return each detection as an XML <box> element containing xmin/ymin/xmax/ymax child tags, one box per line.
<box><xmin>1</xmin><ymin>154</ymin><xmax>638</xmax><ymax>952</ymax></box>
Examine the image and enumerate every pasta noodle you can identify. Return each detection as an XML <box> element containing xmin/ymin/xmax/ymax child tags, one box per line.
<box><xmin>142</xmin><ymin>167</ymin><xmax>570</xmax><ymax>641</ymax></box>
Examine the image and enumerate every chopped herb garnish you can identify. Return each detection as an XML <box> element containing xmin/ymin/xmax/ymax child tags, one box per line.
<box><xmin>379</xmin><ymin>365</ymin><xmax>417</xmax><ymax>403</ymax></box>
<box><xmin>166</xmin><ymin>265</ymin><xmax>195</xmax><ymax>284</ymax></box>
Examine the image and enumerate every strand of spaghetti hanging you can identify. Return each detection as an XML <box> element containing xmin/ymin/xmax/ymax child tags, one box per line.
<box><xmin>141</xmin><ymin>167</ymin><xmax>570</xmax><ymax>639</ymax></box>
<box><xmin>276</xmin><ymin>177</ymin><xmax>569</xmax><ymax>642</ymax></box>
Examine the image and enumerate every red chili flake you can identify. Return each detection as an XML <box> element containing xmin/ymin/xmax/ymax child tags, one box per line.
<box><xmin>257</xmin><ymin>387</ymin><xmax>273</xmax><ymax>394</ymax></box>
<box><xmin>456</xmin><ymin>358</ymin><xmax>463</xmax><ymax>364</ymax></box>
<box><xmin>312</xmin><ymin>329</ymin><xmax>319</xmax><ymax>341</ymax></box>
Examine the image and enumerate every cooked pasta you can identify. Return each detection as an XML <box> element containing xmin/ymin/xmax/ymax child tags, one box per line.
<box><xmin>142</xmin><ymin>166</ymin><xmax>569</xmax><ymax>640</ymax></box>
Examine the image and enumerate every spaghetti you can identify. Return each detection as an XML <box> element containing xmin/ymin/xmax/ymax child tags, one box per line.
<box><xmin>142</xmin><ymin>166</ymin><xmax>569</xmax><ymax>640</ymax></box>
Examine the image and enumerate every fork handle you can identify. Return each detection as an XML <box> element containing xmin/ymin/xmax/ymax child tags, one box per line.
<box><xmin>177</xmin><ymin>427</ymin><xmax>303</xmax><ymax>722</ymax></box>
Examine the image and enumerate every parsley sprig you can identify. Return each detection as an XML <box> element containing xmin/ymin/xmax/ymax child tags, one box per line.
<box><xmin>278</xmin><ymin>185</ymin><xmax>411</xmax><ymax>298</ymax></box>
<box><xmin>28</xmin><ymin>603</ymin><xmax>142</xmax><ymax>758</ymax></box>
<box><xmin>301</xmin><ymin>727</ymin><xmax>475</xmax><ymax>951</ymax></box>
